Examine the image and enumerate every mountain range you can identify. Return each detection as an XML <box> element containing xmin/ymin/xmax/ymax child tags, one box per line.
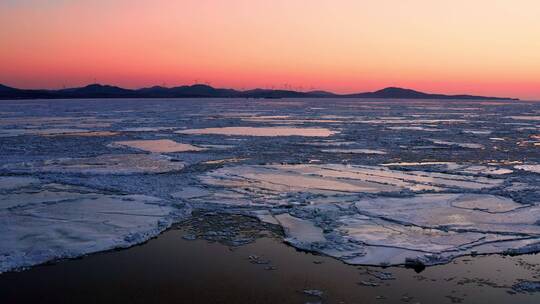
<box><xmin>0</xmin><ymin>83</ymin><xmax>518</xmax><ymax>100</ymax></box>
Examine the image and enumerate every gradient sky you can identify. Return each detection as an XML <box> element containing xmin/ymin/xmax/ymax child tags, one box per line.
<box><xmin>1</xmin><ymin>0</ymin><xmax>539</xmax><ymax>99</ymax></box>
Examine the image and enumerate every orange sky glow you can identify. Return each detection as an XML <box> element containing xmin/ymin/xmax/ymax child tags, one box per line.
<box><xmin>1</xmin><ymin>0</ymin><xmax>539</xmax><ymax>99</ymax></box>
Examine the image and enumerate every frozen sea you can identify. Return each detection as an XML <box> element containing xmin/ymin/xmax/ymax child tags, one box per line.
<box><xmin>1</xmin><ymin>98</ymin><xmax>540</xmax><ymax>301</ymax></box>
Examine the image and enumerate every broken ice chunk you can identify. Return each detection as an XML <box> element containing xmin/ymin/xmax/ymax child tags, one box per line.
<box><xmin>275</xmin><ymin>213</ymin><xmax>325</xmax><ymax>247</ymax></box>
<box><xmin>251</xmin><ymin>210</ymin><xmax>280</xmax><ymax>226</ymax></box>
<box><xmin>507</xmin><ymin>116</ymin><xmax>540</xmax><ymax>121</ymax></box>
<box><xmin>515</xmin><ymin>165</ymin><xmax>540</xmax><ymax>174</ymax></box>
<box><xmin>429</xmin><ymin>139</ymin><xmax>484</xmax><ymax>149</ymax></box>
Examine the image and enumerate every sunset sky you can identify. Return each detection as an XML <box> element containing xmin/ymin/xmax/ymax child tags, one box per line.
<box><xmin>1</xmin><ymin>0</ymin><xmax>539</xmax><ymax>99</ymax></box>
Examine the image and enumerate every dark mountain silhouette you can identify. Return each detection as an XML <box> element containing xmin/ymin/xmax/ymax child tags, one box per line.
<box><xmin>0</xmin><ymin>83</ymin><xmax>518</xmax><ymax>100</ymax></box>
<box><xmin>347</xmin><ymin>87</ymin><xmax>431</xmax><ymax>98</ymax></box>
<box><xmin>136</xmin><ymin>84</ymin><xmax>240</xmax><ymax>98</ymax></box>
<box><xmin>0</xmin><ymin>84</ymin><xmax>17</xmax><ymax>92</ymax></box>
<box><xmin>239</xmin><ymin>89</ymin><xmax>309</xmax><ymax>98</ymax></box>
<box><xmin>0</xmin><ymin>84</ymin><xmax>55</xmax><ymax>99</ymax></box>
<box><xmin>305</xmin><ymin>90</ymin><xmax>338</xmax><ymax>97</ymax></box>
<box><xmin>345</xmin><ymin>87</ymin><xmax>513</xmax><ymax>100</ymax></box>
<box><xmin>58</xmin><ymin>84</ymin><xmax>135</xmax><ymax>98</ymax></box>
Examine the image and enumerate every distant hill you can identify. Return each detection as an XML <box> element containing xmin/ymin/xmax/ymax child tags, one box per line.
<box><xmin>0</xmin><ymin>83</ymin><xmax>518</xmax><ymax>100</ymax></box>
<box><xmin>0</xmin><ymin>84</ymin><xmax>16</xmax><ymax>92</ymax></box>
<box><xmin>57</xmin><ymin>84</ymin><xmax>135</xmax><ymax>98</ymax></box>
<box><xmin>345</xmin><ymin>87</ymin><xmax>514</xmax><ymax>100</ymax></box>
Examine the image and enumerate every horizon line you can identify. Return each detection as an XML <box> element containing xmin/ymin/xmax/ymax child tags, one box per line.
<box><xmin>0</xmin><ymin>82</ymin><xmax>521</xmax><ymax>101</ymax></box>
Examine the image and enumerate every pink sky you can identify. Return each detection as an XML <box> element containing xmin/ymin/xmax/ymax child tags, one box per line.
<box><xmin>1</xmin><ymin>0</ymin><xmax>539</xmax><ymax>99</ymax></box>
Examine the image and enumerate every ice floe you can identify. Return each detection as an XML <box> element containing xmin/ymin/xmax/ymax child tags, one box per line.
<box><xmin>382</xmin><ymin>162</ymin><xmax>513</xmax><ymax>176</ymax></box>
<box><xmin>429</xmin><ymin>139</ymin><xmax>484</xmax><ymax>149</ymax></box>
<box><xmin>515</xmin><ymin>165</ymin><xmax>540</xmax><ymax>174</ymax></box>
<box><xmin>382</xmin><ymin>162</ymin><xmax>454</xmax><ymax>166</ymax></box>
<box><xmin>275</xmin><ymin>213</ymin><xmax>326</xmax><ymax>245</ymax></box>
<box><xmin>321</xmin><ymin>149</ymin><xmax>387</xmax><ymax>155</ymax></box>
<box><xmin>121</xmin><ymin>127</ymin><xmax>176</xmax><ymax>132</ymax></box>
<box><xmin>111</xmin><ymin>139</ymin><xmax>205</xmax><ymax>153</ymax></box>
<box><xmin>0</xmin><ymin>184</ymin><xmax>190</xmax><ymax>273</ymax></box>
<box><xmin>508</xmin><ymin>116</ymin><xmax>540</xmax><ymax>121</ymax></box>
<box><xmin>463</xmin><ymin>130</ymin><xmax>492</xmax><ymax>135</ymax></box>
<box><xmin>387</xmin><ymin>126</ymin><xmax>441</xmax><ymax>132</ymax></box>
<box><xmin>357</xmin><ymin>119</ymin><xmax>468</xmax><ymax>125</ymax></box>
<box><xmin>176</xmin><ymin>127</ymin><xmax>338</xmax><ymax>137</ymax></box>
<box><xmin>49</xmin><ymin>131</ymin><xmax>120</xmax><ymax>137</ymax></box>
<box><xmin>198</xmin><ymin>164</ymin><xmax>504</xmax><ymax>200</ymax></box>
<box><xmin>445</xmin><ymin>164</ymin><xmax>513</xmax><ymax>175</ymax></box>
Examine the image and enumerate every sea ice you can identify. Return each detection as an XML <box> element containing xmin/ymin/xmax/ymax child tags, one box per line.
<box><xmin>263</xmin><ymin>194</ymin><xmax>539</xmax><ymax>266</ymax></box>
<box><xmin>321</xmin><ymin>149</ymin><xmax>387</xmax><ymax>155</ymax></box>
<box><xmin>176</xmin><ymin>127</ymin><xmax>339</xmax><ymax>137</ymax></box>
<box><xmin>515</xmin><ymin>165</ymin><xmax>540</xmax><ymax>174</ymax></box>
<box><xmin>200</xmin><ymin>164</ymin><xmax>504</xmax><ymax>202</ymax></box>
<box><xmin>382</xmin><ymin>162</ymin><xmax>453</xmax><ymax>166</ymax></box>
<box><xmin>463</xmin><ymin>130</ymin><xmax>492</xmax><ymax>135</ymax></box>
<box><xmin>49</xmin><ymin>131</ymin><xmax>120</xmax><ymax>137</ymax></box>
<box><xmin>111</xmin><ymin>139</ymin><xmax>205</xmax><ymax>153</ymax></box>
<box><xmin>189</xmin><ymin>164</ymin><xmax>539</xmax><ymax>266</ymax></box>
<box><xmin>4</xmin><ymin>154</ymin><xmax>185</xmax><ymax>175</ymax></box>
<box><xmin>0</xmin><ymin>184</ymin><xmax>190</xmax><ymax>273</ymax></box>
<box><xmin>171</xmin><ymin>186</ymin><xmax>212</xmax><ymax>199</ymax></box>
<box><xmin>357</xmin><ymin>119</ymin><xmax>467</xmax><ymax>125</ymax></box>
<box><xmin>275</xmin><ymin>213</ymin><xmax>326</xmax><ymax>245</ymax></box>
<box><xmin>387</xmin><ymin>126</ymin><xmax>441</xmax><ymax>132</ymax></box>
<box><xmin>429</xmin><ymin>139</ymin><xmax>484</xmax><ymax>149</ymax></box>
<box><xmin>0</xmin><ymin>177</ymin><xmax>39</xmax><ymax>190</ymax></box>
<box><xmin>2</xmin><ymin>98</ymin><xmax>540</xmax><ymax>271</ymax></box>
<box><xmin>383</xmin><ymin>163</ymin><xmax>513</xmax><ymax>176</ymax></box>
<box><xmin>305</xmin><ymin>140</ymin><xmax>356</xmax><ymax>147</ymax></box>
<box><xmin>121</xmin><ymin>127</ymin><xmax>177</xmax><ymax>132</ymax></box>
<box><xmin>0</xmin><ymin>128</ymin><xmax>90</xmax><ymax>137</ymax></box>
<box><xmin>508</xmin><ymin>116</ymin><xmax>540</xmax><ymax>121</ymax></box>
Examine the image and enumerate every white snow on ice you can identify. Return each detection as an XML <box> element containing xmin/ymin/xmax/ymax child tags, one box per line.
<box><xmin>0</xmin><ymin>184</ymin><xmax>190</xmax><ymax>273</ymax></box>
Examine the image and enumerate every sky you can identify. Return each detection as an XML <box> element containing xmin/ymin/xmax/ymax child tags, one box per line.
<box><xmin>1</xmin><ymin>0</ymin><xmax>539</xmax><ymax>99</ymax></box>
